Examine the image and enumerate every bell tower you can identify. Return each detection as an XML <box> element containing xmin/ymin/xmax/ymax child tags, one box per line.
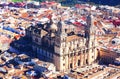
<box><xmin>55</xmin><ymin>19</ymin><xmax>67</xmax><ymax>47</ymax></box>
<box><xmin>85</xmin><ymin>14</ymin><xmax>91</xmax><ymax>47</ymax></box>
<box><xmin>85</xmin><ymin>14</ymin><xmax>98</xmax><ymax>65</ymax></box>
<box><xmin>53</xmin><ymin>19</ymin><xmax>67</xmax><ymax>71</ymax></box>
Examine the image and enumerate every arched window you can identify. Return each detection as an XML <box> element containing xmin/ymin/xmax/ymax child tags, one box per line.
<box><xmin>78</xmin><ymin>60</ymin><xmax>80</xmax><ymax>66</ymax></box>
<box><xmin>112</xmin><ymin>40</ymin><xmax>115</xmax><ymax>44</ymax></box>
<box><xmin>70</xmin><ymin>63</ymin><xmax>72</xmax><ymax>68</ymax></box>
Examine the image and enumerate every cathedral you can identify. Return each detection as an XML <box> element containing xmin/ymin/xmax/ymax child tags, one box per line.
<box><xmin>26</xmin><ymin>14</ymin><xmax>98</xmax><ymax>71</ymax></box>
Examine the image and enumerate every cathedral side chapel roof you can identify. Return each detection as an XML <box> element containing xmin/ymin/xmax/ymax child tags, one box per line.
<box><xmin>66</xmin><ymin>35</ymin><xmax>81</xmax><ymax>42</ymax></box>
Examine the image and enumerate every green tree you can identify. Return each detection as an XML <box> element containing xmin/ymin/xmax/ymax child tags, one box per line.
<box><xmin>12</xmin><ymin>0</ymin><xmax>23</xmax><ymax>2</ymax></box>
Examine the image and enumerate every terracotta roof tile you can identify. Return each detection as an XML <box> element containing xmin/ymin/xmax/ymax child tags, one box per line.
<box><xmin>66</xmin><ymin>35</ymin><xmax>80</xmax><ymax>42</ymax></box>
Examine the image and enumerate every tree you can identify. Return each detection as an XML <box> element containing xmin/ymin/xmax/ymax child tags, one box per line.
<box><xmin>12</xmin><ymin>0</ymin><xmax>23</xmax><ymax>2</ymax></box>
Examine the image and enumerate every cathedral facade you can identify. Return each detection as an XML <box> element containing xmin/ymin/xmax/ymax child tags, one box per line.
<box><xmin>26</xmin><ymin>14</ymin><xmax>98</xmax><ymax>71</ymax></box>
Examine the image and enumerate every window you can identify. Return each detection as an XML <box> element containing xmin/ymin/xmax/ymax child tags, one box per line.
<box><xmin>112</xmin><ymin>41</ymin><xmax>115</xmax><ymax>44</ymax></box>
<box><xmin>63</xmin><ymin>38</ymin><xmax>65</xmax><ymax>42</ymax></box>
<box><xmin>70</xmin><ymin>53</ymin><xmax>73</xmax><ymax>57</ymax></box>
<box><xmin>78</xmin><ymin>60</ymin><xmax>80</xmax><ymax>66</ymax></box>
<box><xmin>86</xmin><ymin>59</ymin><xmax>88</xmax><ymax>64</ymax></box>
<box><xmin>35</xmin><ymin>38</ymin><xmax>38</xmax><ymax>42</ymax></box>
<box><xmin>63</xmin><ymin>63</ymin><xmax>65</xmax><ymax>66</ymax></box>
<box><xmin>92</xmin><ymin>56</ymin><xmax>94</xmax><ymax>59</ymax></box>
<box><xmin>52</xmin><ymin>54</ymin><xmax>53</xmax><ymax>58</ymax></box>
<box><xmin>86</xmin><ymin>49</ymin><xmax>89</xmax><ymax>53</ymax></box>
<box><xmin>92</xmin><ymin>48</ymin><xmax>94</xmax><ymax>53</ymax></box>
<box><xmin>63</xmin><ymin>48</ymin><xmax>65</xmax><ymax>53</ymax></box>
<box><xmin>92</xmin><ymin>41</ymin><xmax>94</xmax><ymax>46</ymax></box>
<box><xmin>70</xmin><ymin>63</ymin><xmax>72</xmax><ymax>68</ymax></box>
<box><xmin>78</xmin><ymin>52</ymin><xmax>81</xmax><ymax>55</ymax></box>
<box><xmin>77</xmin><ymin>44</ymin><xmax>79</xmax><ymax>48</ymax></box>
<box><xmin>83</xmin><ymin>50</ymin><xmax>85</xmax><ymax>53</ymax></box>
